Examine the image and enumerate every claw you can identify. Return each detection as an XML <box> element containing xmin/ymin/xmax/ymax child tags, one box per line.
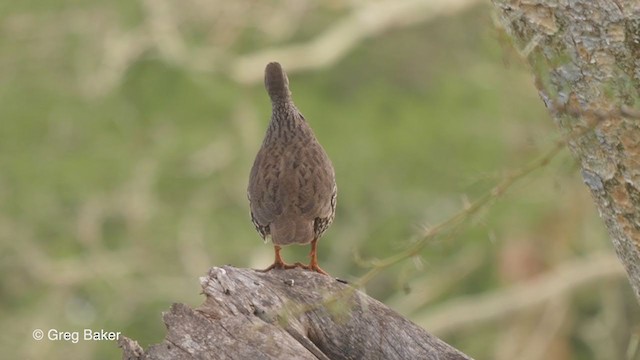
<box><xmin>258</xmin><ymin>242</ymin><xmax>330</xmax><ymax>276</ymax></box>
<box><xmin>258</xmin><ymin>247</ymin><xmax>308</xmax><ymax>272</ymax></box>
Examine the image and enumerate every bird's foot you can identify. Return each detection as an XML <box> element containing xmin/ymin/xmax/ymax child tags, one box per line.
<box><xmin>306</xmin><ymin>238</ymin><xmax>329</xmax><ymax>276</ymax></box>
<box><xmin>307</xmin><ymin>263</ymin><xmax>329</xmax><ymax>276</ymax></box>
<box><xmin>258</xmin><ymin>261</ymin><xmax>307</xmax><ymax>272</ymax></box>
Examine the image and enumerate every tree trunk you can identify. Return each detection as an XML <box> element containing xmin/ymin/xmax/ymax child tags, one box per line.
<box><xmin>119</xmin><ymin>266</ymin><xmax>473</xmax><ymax>360</ymax></box>
<box><xmin>491</xmin><ymin>0</ymin><xmax>640</xmax><ymax>302</ymax></box>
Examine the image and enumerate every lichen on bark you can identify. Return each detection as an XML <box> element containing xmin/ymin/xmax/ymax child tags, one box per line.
<box><xmin>492</xmin><ymin>0</ymin><xmax>640</xmax><ymax>301</ymax></box>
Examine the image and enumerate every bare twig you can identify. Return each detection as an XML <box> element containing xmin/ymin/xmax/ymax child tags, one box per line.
<box><xmin>353</xmin><ymin>103</ymin><xmax>640</xmax><ymax>289</ymax></box>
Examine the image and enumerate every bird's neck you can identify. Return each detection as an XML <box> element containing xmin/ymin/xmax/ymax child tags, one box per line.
<box><xmin>264</xmin><ymin>101</ymin><xmax>309</xmax><ymax>144</ymax></box>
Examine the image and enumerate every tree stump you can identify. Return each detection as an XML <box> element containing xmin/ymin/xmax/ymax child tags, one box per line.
<box><xmin>119</xmin><ymin>266</ymin><xmax>473</xmax><ymax>359</ymax></box>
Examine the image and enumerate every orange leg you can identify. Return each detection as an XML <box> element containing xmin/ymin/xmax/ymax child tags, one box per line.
<box><xmin>260</xmin><ymin>245</ymin><xmax>305</xmax><ymax>272</ymax></box>
<box><xmin>307</xmin><ymin>238</ymin><xmax>329</xmax><ymax>275</ymax></box>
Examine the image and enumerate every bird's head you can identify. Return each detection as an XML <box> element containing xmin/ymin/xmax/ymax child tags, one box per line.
<box><xmin>264</xmin><ymin>62</ymin><xmax>292</xmax><ymax>103</ymax></box>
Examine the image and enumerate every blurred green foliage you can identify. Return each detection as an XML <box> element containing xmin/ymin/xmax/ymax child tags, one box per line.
<box><xmin>0</xmin><ymin>1</ymin><xmax>638</xmax><ymax>359</ymax></box>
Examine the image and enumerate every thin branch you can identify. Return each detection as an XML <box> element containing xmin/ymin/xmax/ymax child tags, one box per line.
<box><xmin>385</xmin><ymin>245</ymin><xmax>485</xmax><ymax>314</ymax></box>
<box><xmin>353</xmin><ymin>103</ymin><xmax>640</xmax><ymax>288</ymax></box>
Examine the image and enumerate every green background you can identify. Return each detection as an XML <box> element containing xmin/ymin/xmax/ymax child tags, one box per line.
<box><xmin>1</xmin><ymin>1</ymin><xmax>637</xmax><ymax>359</ymax></box>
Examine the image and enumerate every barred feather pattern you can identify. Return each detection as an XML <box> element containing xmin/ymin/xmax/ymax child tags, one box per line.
<box><xmin>248</xmin><ymin>62</ymin><xmax>337</xmax><ymax>246</ymax></box>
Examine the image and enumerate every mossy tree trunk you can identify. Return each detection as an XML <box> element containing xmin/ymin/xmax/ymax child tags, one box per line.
<box><xmin>491</xmin><ymin>0</ymin><xmax>640</xmax><ymax>301</ymax></box>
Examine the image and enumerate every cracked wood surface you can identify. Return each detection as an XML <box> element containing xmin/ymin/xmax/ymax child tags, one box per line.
<box><xmin>119</xmin><ymin>266</ymin><xmax>472</xmax><ymax>360</ymax></box>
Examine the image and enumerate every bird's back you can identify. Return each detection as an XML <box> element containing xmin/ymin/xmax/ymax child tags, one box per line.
<box><xmin>248</xmin><ymin>62</ymin><xmax>336</xmax><ymax>246</ymax></box>
<box><xmin>248</xmin><ymin>121</ymin><xmax>336</xmax><ymax>245</ymax></box>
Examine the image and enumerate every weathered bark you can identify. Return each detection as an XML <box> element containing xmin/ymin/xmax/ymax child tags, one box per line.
<box><xmin>491</xmin><ymin>0</ymin><xmax>640</xmax><ymax>302</ymax></box>
<box><xmin>119</xmin><ymin>266</ymin><xmax>472</xmax><ymax>360</ymax></box>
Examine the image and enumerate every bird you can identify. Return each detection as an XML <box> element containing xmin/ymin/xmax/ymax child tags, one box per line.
<box><xmin>247</xmin><ymin>62</ymin><xmax>337</xmax><ymax>275</ymax></box>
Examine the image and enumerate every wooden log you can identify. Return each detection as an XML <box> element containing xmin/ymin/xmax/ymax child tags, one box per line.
<box><xmin>119</xmin><ymin>266</ymin><xmax>473</xmax><ymax>359</ymax></box>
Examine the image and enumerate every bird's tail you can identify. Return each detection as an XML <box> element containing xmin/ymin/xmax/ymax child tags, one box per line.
<box><xmin>270</xmin><ymin>217</ymin><xmax>314</xmax><ymax>246</ymax></box>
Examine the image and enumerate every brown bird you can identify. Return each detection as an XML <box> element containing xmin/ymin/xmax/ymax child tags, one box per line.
<box><xmin>248</xmin><ymin>62</ymin><xmax>337</xmax><ymax>275</ymax></box>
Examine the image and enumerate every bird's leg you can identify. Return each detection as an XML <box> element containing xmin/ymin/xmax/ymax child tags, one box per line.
<box><xmin>307</xmin><ymin>238</ymin><xmax>329</xmax><ymax>275</ymax></box>
<box><xmin>260</xmin><ymin>245</ymin><xmax>305</xmax><ymax>271</ymax></box>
